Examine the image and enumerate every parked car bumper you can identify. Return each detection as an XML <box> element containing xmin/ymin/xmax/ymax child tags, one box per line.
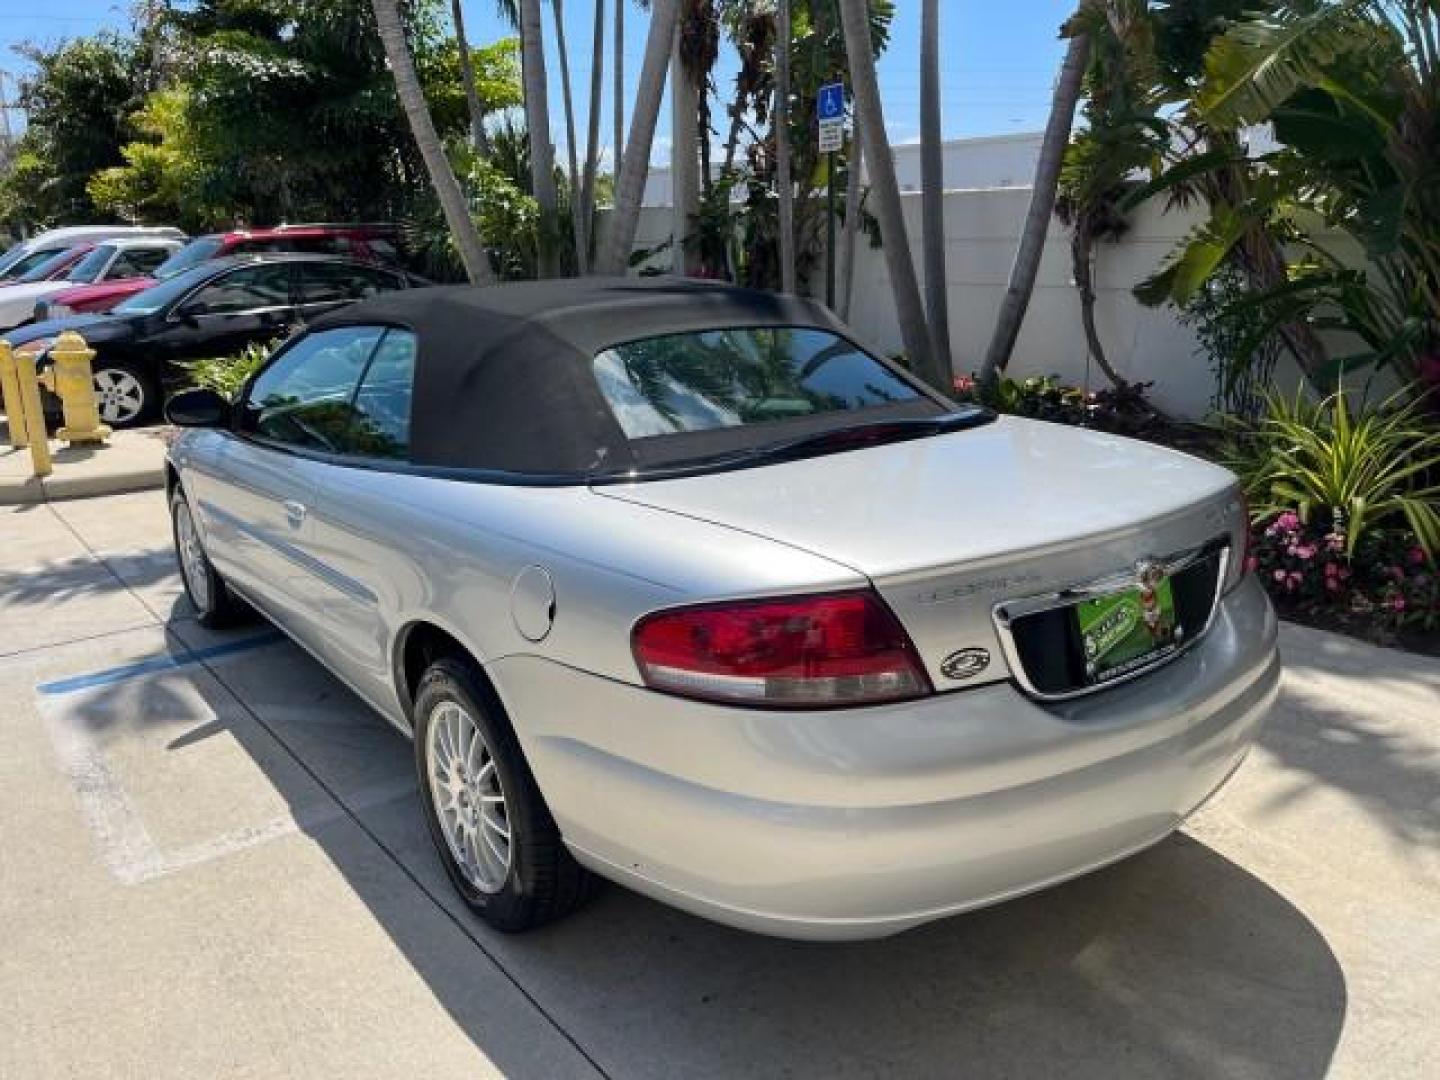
<box><xmin>490</xmin><ymin>574</ymin><xmax>1279</xmax><ymax>941</ymax></box>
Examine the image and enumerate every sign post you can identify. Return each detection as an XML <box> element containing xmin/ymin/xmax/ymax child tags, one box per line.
<box><xmin>817</xmin><ymin>80</ymin><xmax>845</xmax><ymax>310</ymax></box>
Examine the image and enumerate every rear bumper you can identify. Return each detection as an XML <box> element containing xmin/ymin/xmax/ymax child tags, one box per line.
<box><xmin>490</xmin><ymin>575</ymin><xmax>1279</xmax><ymax>940</ymax></box>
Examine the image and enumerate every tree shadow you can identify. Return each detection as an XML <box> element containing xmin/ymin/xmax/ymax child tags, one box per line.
<box><xmin>1260</xmin><ymin>626</ymin><xmax>1440</xmax><ymax>852</ymax></box>
<box><xmin>49</xmin><ymin>617</ymin><xmax>1348</xmax><ymax>1080</ymax></box>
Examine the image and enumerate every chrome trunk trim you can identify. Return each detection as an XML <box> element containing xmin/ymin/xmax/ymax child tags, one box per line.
<box><xmin>992</xmin><ymin>541</ymin><xmax>1231</xmax><ymax>703</ymax></box>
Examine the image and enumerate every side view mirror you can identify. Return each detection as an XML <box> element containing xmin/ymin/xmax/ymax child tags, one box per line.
<box><xmin>165</xmin><ymin>387</ymin><xmax>230</xmax><ymax>428</ymax></box>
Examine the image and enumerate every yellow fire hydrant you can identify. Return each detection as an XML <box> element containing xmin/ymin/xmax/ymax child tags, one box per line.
<box><xmin>39</xmin><ymin>331</ymin><xmax>112</xmax><ymax>445</ymax></box>
<box><xmin>0</xmin><ymin>339</ymin><xmax>53</xmax><ymax>476</ymax></box>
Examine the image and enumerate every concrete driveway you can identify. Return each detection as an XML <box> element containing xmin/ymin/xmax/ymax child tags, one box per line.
<box><xmin>2</xmin><ymin>490</ymin><xmax>1437</xmax><ymax>1079</ymax></box>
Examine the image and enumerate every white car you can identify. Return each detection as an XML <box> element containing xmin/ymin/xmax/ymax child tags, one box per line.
<box><xmin>0</xmin><ymin>226</ymin><xmax>185</xmax><ymax>283</ymax></box>
<box><xmin>0</xmin><ymin>237</ymin><xmax>183</xmax><ymax>330</ymax></box>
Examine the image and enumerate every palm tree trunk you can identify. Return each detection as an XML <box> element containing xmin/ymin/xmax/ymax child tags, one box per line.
<box><xmin>551</xmin><ymin>0</ymin><xmax>586</xmax><ymax>272</ymax></box>
<box><xmin>774</xmin><ymin>0</ymin><xmax>796</xmax><ymax>293</ymax></box>
<box><xmin>371</xmin><ymin>0</ymin><xmax>492</xmax><ymax>284</ymax></box>
<box><xmin>919</xmin><ymin>0</ymin><xmax>951</xmax><ymax>370</ymax></box>
<box><xmin>837</xmin><ymin>0</ymin><xmax>940</xmax><ymax>389</ymax></box>
<box><xmin>597</xmin><ymin>0</ymin><xmax>679</xmax><ymax>275</ymax></box>
<box><xmin>520</xmin><ymin>0</ymin><xmax>561</xmax><ymax>276</ymax></box>
<box><xmin>839</xmin><ymin>112</ymin><xmax>862</xmax><ymax>321</ymax></box>
<box><xmin>671</xmin><ymin>24</ymin><xmax>700</xmax><ymax>275</ymax></box>
<box><xmin>450</xmin><ymin>0</ymin><xmax>490</xmax><ymax>155</ymax></box>
<box><xmin>978</xmin><ymin>29</ymin><xmax>1090</xmax><ymax>388</ymax></box>
<box><xmin>579</xmin><ymin>0</ymin><xmax>605</xmax><ymax>273</ymax></box>
<box><xmin>1071</xmin><ymin>226</ymin><xmax>1126</xmax><ymax>387</ymax></box>
<box><xmin>613</xmin><ymin>0</ymin><xmax>624</xmax><ymax>180</ymax></box>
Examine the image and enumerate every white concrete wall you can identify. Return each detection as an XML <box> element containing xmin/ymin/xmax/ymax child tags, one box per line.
<box><xmin>626</xmin><ymin>186</ymin><xmax>1312</xmax><ymax>419</ymax></box>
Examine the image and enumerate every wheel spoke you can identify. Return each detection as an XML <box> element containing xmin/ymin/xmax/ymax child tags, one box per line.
<box><xmin>425</xmin><ymin>699</ymin><xmax>511</xmax><ymax>894</ymax></box>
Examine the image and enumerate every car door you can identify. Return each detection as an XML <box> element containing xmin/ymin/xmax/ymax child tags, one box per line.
<box><xmin>147</xmin><ymin>262</ymin><xmax>299</xmax><ymax>373</ymax></box>
<box><xmin>195</xmin><ymin>325</ymin><xmax>385</xmax><ymax>643</ymax></box>
<box><xmin>299</xmin><ymin>328</ymin><xmax>420</xmax><ymax>705</ymax></box>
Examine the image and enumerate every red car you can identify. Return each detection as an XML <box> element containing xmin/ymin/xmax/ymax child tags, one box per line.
<box><xmin>34</xmin><ymin>223</ymin><xmax>400</xmax><ymax>321</ymax></box>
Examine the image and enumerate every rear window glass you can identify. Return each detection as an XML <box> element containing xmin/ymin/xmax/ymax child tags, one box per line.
<box><xmin>592</xmin><ymin>327</ymin><xmax>924</xmax><ymax>439</ymax></box>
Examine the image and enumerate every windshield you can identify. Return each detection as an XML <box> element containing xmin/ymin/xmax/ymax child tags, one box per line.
<box><xmin>64</xmin><ymin>244</ymin><xmax>118</xmax><ymax>284</ymax></box>
<box><xmin>0</xmin><ymin>248</ymin><xmax>67</xmax><ymax>281</ymax></box>
<box><xmin>154</xmin><ymin>236</ymin><xmax>223</xmax><ymax>279</ymax></box>
<box><xmin>111</xmin><ymin>263</ymin><xmax>220</xmax><ymax>316</ymax></box>
<box><xmin>16</xmin><ymin>248</ymin><xmax>80</xmax><ymax>283</ymax></box>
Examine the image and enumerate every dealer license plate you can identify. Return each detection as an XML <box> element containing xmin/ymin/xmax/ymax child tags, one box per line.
<box><xmin>1075</xmin><ymin>576</ymin><xmax>1183</xmax><ymax>686</ymax></box>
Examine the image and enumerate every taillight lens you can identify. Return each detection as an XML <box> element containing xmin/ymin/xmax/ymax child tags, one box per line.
<box><xmin>632</xmin><ymin>590</ymin><xmax>932</xmax><ymax>708</ymax></box>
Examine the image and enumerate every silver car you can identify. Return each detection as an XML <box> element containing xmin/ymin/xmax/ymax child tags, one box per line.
<box><xmin>164</xmin><ymin>279</ymin><xmax>1279</xmax><ymax>941</ymax></box>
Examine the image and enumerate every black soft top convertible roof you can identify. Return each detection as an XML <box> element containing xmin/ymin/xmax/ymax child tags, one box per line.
<box><xmin>310</xmin><ymin>277</ymin><xmax>936</xmax><ymax>477</ymax></box>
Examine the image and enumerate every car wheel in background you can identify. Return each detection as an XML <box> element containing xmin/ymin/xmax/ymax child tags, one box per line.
<box><xmin>413</xmin><ymin>657</ymin><xmax>596</xmax><ymax>931</ymax></box>
<box><xmin>93</xmin><ymin>360</ymin><xmax>158</xmax><ymax>428</ymax></box>
<box><xmin>170</xmin><ymin>487</ymin><xmax>247</xmax><ymax>628</ymax></box>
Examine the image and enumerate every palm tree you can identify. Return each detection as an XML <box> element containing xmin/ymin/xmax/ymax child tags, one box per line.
<box><xmin>978</xmin><ymin>24</ymin><xmax>1091</xmax><ymax>389</ymax></box>
<box><xmin>774</xmin><ymin>0</ymin><xmax>796</xmax><ymax>292</ymax></box>
<box><xmin>672</xmin><ymin>19</ymin><xmax>701</xmax><ymax>274</ymax></box>
<box><xmin>579</xmin><ymin>0</ymin><xmax>606</xmax><ymax>272</ymax></box>
<box><xmin>519</xmin><ymin>0</ymin><xmax>562</xmax><ymax>275</ymax></box>
<box><xmin>919</xmin><ymin>0</ymin><xmax>950</xmax><ymax>370</ymax></box>
<box><xmin>597</xmin><ymin>0</ymin><xmax>680</xmax><ymax>274</ymax></box>
<box><xmin>613</xmin><ymin>0</ymin><xmax>625</xmax><ymax>182</ymax></box>
<box><xmin>551</xmin><ymin>0</ymin><xmax>587</xmax><ymax>271</ymax></box>
<box><xmin>371</xmin><ymin>0</ymin><xmax>492</xmax><ymax>284</ymax></box>
<box><xmin>836</xmin><ymin>0</ymin><xmax>940</xmax><ymax>389</ymax></box>
<box><xmin>450</xmin><ymin>0</ymin><xmax>491</xmax><ymax>154</ymax></box>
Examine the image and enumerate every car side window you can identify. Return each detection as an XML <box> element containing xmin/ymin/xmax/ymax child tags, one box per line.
<box><xmin>181</xmin><ymin>264</ymin><xmax>293</xmax><ymax>316</ymax></box>
<box><xmin>345</xmin><ymin>330</ymin><xmax>417</xmax><ymax>460</ymax></box>
<box><xmin>238</xmin><ymin>326</ymin><xmax>384</xmax><ymax>451</ymax></box>
<box><xmin>296</xmin><ymin>262</ymin><xmax>400</xmax><ymax>307</ymax></box>
<box><xmin>108</xmin><ymin>248</ymin><xmax>169</xmax><ymax>279</ymax></box>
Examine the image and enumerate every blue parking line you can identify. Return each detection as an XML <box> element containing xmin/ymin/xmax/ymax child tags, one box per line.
<box><xmin>36</xmin><ymin>631</ymin><xmax>286</xmax><ymax>696</ymax></box>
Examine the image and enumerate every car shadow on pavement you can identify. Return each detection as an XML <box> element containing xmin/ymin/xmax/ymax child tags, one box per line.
<box><xmin>80</xmin><ymin>616</ymin><xmax>1344</xmax><ymax>1080</ymax></box>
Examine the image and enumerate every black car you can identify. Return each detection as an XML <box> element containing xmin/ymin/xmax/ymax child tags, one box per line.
<box><xmin>5</xmin><ymin>253</ymin><xmax>423</xmax><ymax>428</ymax></box>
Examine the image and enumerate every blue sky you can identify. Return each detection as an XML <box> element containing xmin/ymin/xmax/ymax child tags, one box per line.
<box><xmin>0</xmin><ymin>1</ymin><xmax>1074</xmax><ymax>161</ymax></box>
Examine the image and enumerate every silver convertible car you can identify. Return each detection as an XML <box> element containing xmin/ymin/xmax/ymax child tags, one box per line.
<box><xmin>164</xmin><ymin>279</ymin><xmax>1280</xmax><ymax>940</ymax></box>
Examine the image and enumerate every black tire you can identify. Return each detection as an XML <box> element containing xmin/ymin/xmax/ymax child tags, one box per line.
<box><xmin>413</xmin><ymin>657</ymin><xmax>596</xmax><ymax>931</ymax></box>
<box><xmin>170</xmin><ymin>486</ymin><xmax>248</xmax><ymax>628</ymax></box>
<box><xmin>94</xmin><ymin>359</ymin><xmax>159</xmax><ymax>429</ymax></box>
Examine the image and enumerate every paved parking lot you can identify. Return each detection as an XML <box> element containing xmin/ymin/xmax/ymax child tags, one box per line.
<box><xmin>2</xmin><ymin>490</ymin><xmax>1438</xmax><ymax>1079</ymax></box>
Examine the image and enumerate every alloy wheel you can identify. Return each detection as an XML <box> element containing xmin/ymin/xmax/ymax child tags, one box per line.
<box><xmin>426</xmin><ymin>700</ymin><xmax>512</xmax><ymax>893</ymax></box>
<box><xmin>93</xmin><ymin>368</ymin><xmax>145</xmax><ymax>425</ymax></box>
<box><xmin>174</xmin><ymin>500</ymin><xmax>211</xmax><ymax>611</ymax></box>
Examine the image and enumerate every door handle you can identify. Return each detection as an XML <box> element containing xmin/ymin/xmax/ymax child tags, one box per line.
<box><xmin>283</xmin><ymin>500</ymin><xmax>307</xmax><ymax>528</ymax></box>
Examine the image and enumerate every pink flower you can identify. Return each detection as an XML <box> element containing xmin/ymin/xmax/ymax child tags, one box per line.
<box><xmin>1276</xmin><ymin>511</ymin><xmax>1300</xmax><ymax>531</ymax></box>
<box><xmin>1324</xmin><ymin>562</ymin><xmax>1340</xmax><ymax>578</ymax></box>
<box><xmin>1325</xmin><ymin>578</ymin><xmax>1341</xmax><ymax>593</ymax></box>
<box><xmin>1287</xmin><ymin>571</ymin><xmax>1304</xmax><ymax>590</ymax></box>
<box><xmin>1408</xmin><ymin>546</ymin><xmax>1427</xmax><ymax>566</ymax></box>
<box><xmin>1295</xmin><ymin>545</ymin><xmax>1317</xmax><ymax>561</ymax></box>
<box><xmin>1273</xmin><ymin>569</ymin><xmax>1288</xmax><ymax>583</ymax></box>
<box><xmin>1390</xmin><ymin>565</ymin><xmax>1407</xmax><ymax>582</ymax></box>
<box><xmin>1391</xmin><ymin>596</ymin><xmax>1407</xmax><ymax>613</ymax></box>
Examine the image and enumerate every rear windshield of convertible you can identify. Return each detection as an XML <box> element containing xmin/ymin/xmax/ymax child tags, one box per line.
<box><xmin>592</xmin><ymin>326</ymin><xmax>927</xmax><ymax>439</ymax></box>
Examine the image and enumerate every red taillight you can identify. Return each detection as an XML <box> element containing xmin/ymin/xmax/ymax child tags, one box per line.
<box><xmin>632</xmin><ymin>590</ymin><xmax>932</xmax><ymax>708</ymax></box>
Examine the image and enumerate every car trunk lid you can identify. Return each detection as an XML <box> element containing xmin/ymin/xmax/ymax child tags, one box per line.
<box><xmin>593</xmin><ymin>416</ymin><xmax>1246</xmax><ymax>694</ymax></box>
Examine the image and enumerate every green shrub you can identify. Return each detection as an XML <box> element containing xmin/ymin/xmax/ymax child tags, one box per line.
<box><xmin>1222</xmin><ymin>387</ymin><xmax>1440</xmax><ymax>558</ymax></box>
<box><xmin>179</xmin><ymin>339</ymin><xmax>276</xmax><ymax>399</ymax></box>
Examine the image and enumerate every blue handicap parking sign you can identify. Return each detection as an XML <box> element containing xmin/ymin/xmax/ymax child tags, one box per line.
<box><xmin>818</xmin><ymin>82</ymin><xmax>845</xmax><ymax>122</ymax></box>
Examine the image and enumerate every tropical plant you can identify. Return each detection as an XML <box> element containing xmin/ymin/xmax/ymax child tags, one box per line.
<box><xmin>1054</xmin><ymin>0</ymin><xmax>1164</xmax><ymax>391</ymax></box>
<box><xmin>838</xmin><ymin>0</ymin><xmax>942</xmax><ymax>390</ymax></box>
<box><xmin>774</xmin><ymin>0</ymin><xmax>796</xmax><ymax>291</ymax></box>
<box><xmin>1179</xmin><ymin>263</ymin><xmax>1282</xmax><ymax>420</ymax></box>
<box><xmin>979</xmin><ymin>11</ymin><xmax>1092</xmax><ymax>389</ymax></box>
<box><xmin>1222</xmin><ymin>387</ymin><xmax>1440</xmax><ymax>558</ymax></box>
<box><xmin>181</xmin><ymin>339</ymin><xmax>279</xmax><ymax>399</ymax></box>
<box><xmin>372</xmin><ymin>0</ymin><xmax>493</xmax><ymax>283</ymax></box>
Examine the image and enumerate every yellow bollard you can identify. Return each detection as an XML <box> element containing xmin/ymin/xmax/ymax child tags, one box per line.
<box><xmin>0</xmin><ymin>339</ymin><xmax>28</xmax><ymax>449</ymax></box>
<box><xmin>12</xmin><ymin>349</ymin><xmax>52</xmax><ymax>477</ymax></box>
<box><xmin>45</xmin><ymin>331</ymin><xmax>112</xmax><ymax>445</ymax></box>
